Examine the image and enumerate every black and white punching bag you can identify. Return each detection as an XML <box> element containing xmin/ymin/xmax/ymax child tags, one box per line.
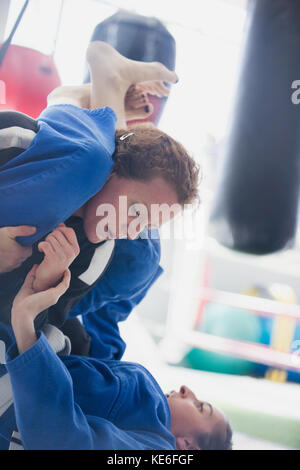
<box><xmin>210</xmin><ymin>0</ymin><xmax>300</xmax><ymax>255</ymax></box>
<box><xmin>84</xmin><ymin>10</ymin><xmax>176</xmax><ymax>126</ymax></box>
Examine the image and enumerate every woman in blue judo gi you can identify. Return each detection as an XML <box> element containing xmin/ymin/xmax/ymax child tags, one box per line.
<box><xmin>0</xmin><ymin>41</ymin><xmax>200</xmax><ymax>331</ymax></box>
<box><xmin>0</xmin><ymin>235</ymin><xmax>232</xmax><ymax>450</ymax></box>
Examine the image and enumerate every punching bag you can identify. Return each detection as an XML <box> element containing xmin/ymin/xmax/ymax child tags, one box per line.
<box><xmin>0</xmin><ymin>44</ymin><xmax>61</xmax><ymax>118</ymax></box>
<box><xmin>210</xmin><ymin>0</ymin><xmax>300</xmax><ymax>255</ymax></box>
<box><xmin>84</xmin><ymin>10</ymin><xmax>176</xmax><ymax>126</ymax></box>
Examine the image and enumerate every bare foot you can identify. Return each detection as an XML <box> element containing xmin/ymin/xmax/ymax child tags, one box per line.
<box><xmin>86</xmin><ymin>41</ymin><xmax>178</xmax><ymax>91</ymax></box>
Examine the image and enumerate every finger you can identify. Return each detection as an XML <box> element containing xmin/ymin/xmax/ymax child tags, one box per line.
<box><xmin>127</xmin><ymin>89</ymin><xmax>143</xmax><ymax>98</ymax></box>
<box><xmin>45</xmin><ymin>234</ymin><xmax>62</xmax><ymax>254</ymax></box>
<box><xmin>126</xmin><ymin>84</ymin><xmax>136</xmax><ymax>96</ymax></box>
<box><xmin>146</xmin><ymin>82</ymin><xmax>168</xmax><ymax>97</ymax></box>
<box><xmin>128</xmin><ymin>89</ymin><xmax>148</xmax><ymax>100</ymax></box>
<box><xmin>38</xmin><ymin>241</ymin><xmax>44</xmax><ymax>252</ymax></box>
<box><xmin>141</xmin><ymin>81</ymin><xmax>162</xmax><ymax>97</ymax></box>
<box><xmin>50</xmin><ymin>229</ymin><xmax>69</xmax><ymax>249</ymax></box>
<box><xmin>6</xmin><ymin>225</ymin><xmax>36</xmax><ymax>240</ymax></box>
<box><xmin>49</xmin><ymin>269</ymin><xmax>71</xmax><ymax>299</ymax></box>
<box><xmin>144</xmin><ymin>102</ymin><xmax>154</xmax><ymax>116</ymax></box>
<box><xmin>127</xmin><ymin>91</ymin><xmax>148</xmax><ymax>103</ymax></box>
<box><xmin>48</xmin><ymin>230</ymin><xmax>74</xmax><ymax>258</ymax></box>
<box><xmin>60</xmin><ymin>268</ymin><xmax>71</xmax><ymax>290</ymax></box>
<box><xmin>149</xmin><ymin>89</ymin><xmax>162</xmax><ymax>98</ymax></box>
<box><xmin>138</xmin><ymin>83</ymin><xmax>156</xmax><ymax>95</ymax></box>
<box><xmin>29</xmin><ymin>269</ymin><xmax>71</xmax><ymax>312</ymax></box>
<box><xmin>130</xmin><ymin>96</ymin><xmax>150</xmax><ymax>109</ymax></box>
<box><xmin>129</xmin><ymin>103</ymin><xmax>154</xmax><ymax>120</ymax></box>
<box><xmin>56</xmin><ymin>226</ymin><xmax>80</xmax><ymax>255</ymax></box>
<box><xmin>38</xmin><ymin>241</ymin><xmax>47</xmax><ymax>253</ymax></box>
<box><xmin>39</xmin><ymin>240</ymin><xmax>55</xmax><ymax>258</ymax></box>
<box><xmin>136</xmin><ymin>80</ymin><xmax>171</xmax><ymax>96</ymax></box>
<box><xmin>22</xmin><ymin>264</ymin><xmax>38</xmax><ymax>290</ymax></box>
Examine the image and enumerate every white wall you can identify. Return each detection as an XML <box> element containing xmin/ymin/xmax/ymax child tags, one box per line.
<box><xmin>0</xmin><ymin>0</ymin><xmax>10</xmax><ymax>43</ymax></box>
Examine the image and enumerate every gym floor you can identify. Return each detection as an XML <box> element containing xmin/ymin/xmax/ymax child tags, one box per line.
<box><xmin>120</xmin><ymin>315</ymin><xmax>300</xmax><ymax>450</ymax></box>
<box><xmin>233</xmin><ymin>433</ymin><xmax>292</xmax><ymax>450</ymax></box>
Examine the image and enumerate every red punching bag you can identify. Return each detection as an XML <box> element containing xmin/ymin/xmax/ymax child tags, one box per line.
<box><xmin>0</xmin><ymin>44</ymin><xmax>61</xmax><ymax>118</ymax></box>
<box><xmin>0</xmin><ymin>1</ymin><xmax>61</xmax><ymax>118</ymax></box>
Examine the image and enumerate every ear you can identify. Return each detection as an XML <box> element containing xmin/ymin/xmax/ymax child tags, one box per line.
<box><xmin>176</xmin><ymin>437</ymin><xmax>200</xmax><ymax>451</ymax></box>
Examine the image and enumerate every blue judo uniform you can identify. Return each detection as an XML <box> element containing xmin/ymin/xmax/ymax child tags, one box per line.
<box><xmin>0</xmin><ymin>103</ymin><xmax>173</xmax><ymax>447</ymax></box>
<box><xmin>0</xmin><ymin>104</ymin><xmax>160</xmax><ymax>333</ymax></box>
<box><xmin>0</xmin><ymin>104</ymin><xmax>116</xmax><ymax>246</ymax></box>
<box><xmin>0</xmin><ymin>104</ymin><xmax>118</xmax><ymax>327</ymax></box>
<box><xmin>0</xmin><ymin>219</ymin><xmax>172</xmax><ymax>449</ymax></box>
<box><xmin>0</xmin><ymin>293</ymin><xmax>176</xmax><ymax>450</ymax></box>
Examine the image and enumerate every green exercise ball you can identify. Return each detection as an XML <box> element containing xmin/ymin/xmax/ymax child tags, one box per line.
<box><xmin>184</xmin><ymin>303</ymin><xmax>262</xmax><ymax>375</ymax></box>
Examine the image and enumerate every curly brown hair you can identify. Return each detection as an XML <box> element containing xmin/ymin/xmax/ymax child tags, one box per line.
<box><xmin>113</xmin><ymin>123</ymin><xmax>200</xmax><ymax>207</ymax></box>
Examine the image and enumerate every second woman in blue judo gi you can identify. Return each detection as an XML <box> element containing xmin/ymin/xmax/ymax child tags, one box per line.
<box><xmin>0</xmin><ymin>242</ymin><xmax>232</xmax><ymax>450</ymax></box>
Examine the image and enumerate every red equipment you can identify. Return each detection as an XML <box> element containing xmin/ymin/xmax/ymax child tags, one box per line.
<box><xmin>0</xmin><ymin>44</ymin><xmax>60</xmax><ymax>118</ymax></box>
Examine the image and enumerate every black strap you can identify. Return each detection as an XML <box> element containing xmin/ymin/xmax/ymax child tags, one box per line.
<box><xmin>0</xmin><ymin>110</ymin><xmax>38</xmax><ymax>168</ymax></box>
<box><xmin>0</xmin><ymin>147</ymin><xmax>26</xmax><ymax>167</ymax></box>
<box><xmin>0</xmin><ymin>110</ymin><xmax>38</xmax><ymax>131</ymax></box>
<box><xmin>0</xmin><ymin>0</ymin><xmax>30</xmax><ymax>68</ymax></box>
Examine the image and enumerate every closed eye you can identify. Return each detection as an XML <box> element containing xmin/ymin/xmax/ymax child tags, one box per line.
<box><xmin>196</xmin><ymin>401</ymin><xmax>204</xmax><ymax>412</ymax></box>
<box><xmin>197</xmin><ymin>401</ymin><xmax>213</xmax><ymax>415</ymax></box>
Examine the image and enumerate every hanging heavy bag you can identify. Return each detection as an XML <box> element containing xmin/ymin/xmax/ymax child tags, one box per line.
<box><xmin>209</xmin><ymin>0</ymin><xmax>300</xmax><ymax>255</ymax></box>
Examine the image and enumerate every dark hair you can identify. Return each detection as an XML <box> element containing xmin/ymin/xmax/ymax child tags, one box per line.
<box><xmin>198</xmin><ymin>421</ymin><xmax>233</xmax><ymax>451</ymax></box>
<box><xmin>113</xmin><ymin>123</ymin><xmax>200</xmax><ymax>207</ymax></box>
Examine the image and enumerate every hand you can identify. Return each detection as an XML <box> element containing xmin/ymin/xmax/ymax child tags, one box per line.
<box><xmin>12</xmin><ymin>265</ymin><xmax>71</xmax><ymax>323</ymax></box>
<box><xmin>34</xmin><ymin>223</ymin><xmax>80</xmax><ymax>292</ymax></box>
<box><xmin>0</xmin><ymin>225</ymin><xmax>36</xmax><ymax>273</ymax></box>
<box><xmin>135</xmin><ymin>80</ymin><xmax>172</xmax><ymax>98</ymax></box>
<box><xmin>124</xmin><ymin>80</ymin><xmax>173</xmax><ymax>122</ymax></box>
<box><xmin>11</xmin><ymin>265</ymin><xmax>71</xmax><ymax>354</ymax></box>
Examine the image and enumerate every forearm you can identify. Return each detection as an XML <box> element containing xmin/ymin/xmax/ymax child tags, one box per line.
<box><xmin>11</xmin><ymin>316</ymin><xmax>37</xmax><ymax>354</ymax></box>
<box><xmin>6</xmin><ymin>333</ymin><xmax>94</xmax><ymax>449</ymax></box>
<box><xmin>32</xmin><ymin>269</ymin><xmax>63</xmax><ymax>294</ymax></box>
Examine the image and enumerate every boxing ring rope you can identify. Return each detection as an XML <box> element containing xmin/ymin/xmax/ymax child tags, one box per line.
<box><xmin>199</xmin><ymin>288</ymin><xmax>300</xmax><ymax>321</ymax></box>
<box><xmin>181</xmin><ymin>329</ymin><xmax>300</xmax><ymax>373</ymax></box>
<box><xmin>175</xmin><ymin>285</ymin><xmax>300</xmax><ymax>374</ymax></box>
<box><xmin>162</xmin><ymin>239</ymin><xmax>299</xmax><ymax>372</ymax></box>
